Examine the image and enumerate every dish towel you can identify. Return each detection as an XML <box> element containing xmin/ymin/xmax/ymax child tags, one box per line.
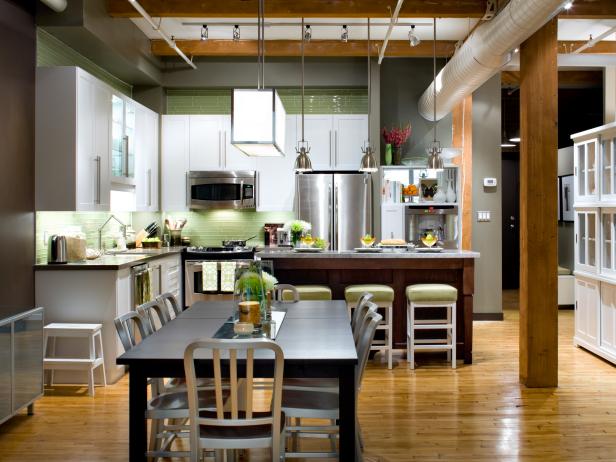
<box><xmin>220</xmin><ymin>261</ymin><xmax>237</xmax><ymax>293</ymax></box>
<box><xmin>201</xmin><ymin>261</ymin><xmax>218</xmax><ymax>292</ymax></box>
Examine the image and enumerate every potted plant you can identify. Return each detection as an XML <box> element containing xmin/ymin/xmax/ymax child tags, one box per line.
<box><xmin>382</xmin><ymin>123</ymin><xmax>412</xmax><ymax>165</ymax></box>
<box><xmin>283</xmin><ymin>220</ymin><xmax>312</xmax><ymax>247</ymax></box>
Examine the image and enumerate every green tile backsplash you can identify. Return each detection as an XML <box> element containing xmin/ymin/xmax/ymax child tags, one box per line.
<box><xmin>36</xmin><ymin>28</ymin><xmax>132</xmax><ymax>96</ymax></box>
<box><xmin>166</xmin><ymin>88</ymin><xmax>367</xmax><ymax>115</ymax></box>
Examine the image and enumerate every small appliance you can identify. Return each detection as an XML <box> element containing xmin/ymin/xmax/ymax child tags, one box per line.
<box><xmin>47</xmin><ymin>235</ymin><xmax>68</xmax><ymax>264</ymax></box>
<box><xmin>188</xmin><ymin>171</ymin><xmax>256</xmax><ymax>210</ymax></box>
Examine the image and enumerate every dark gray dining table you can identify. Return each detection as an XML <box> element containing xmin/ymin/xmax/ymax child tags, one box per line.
<box><xmin>117</xmin><ymin>300</ymin><xmax>358</xmax><ymax>461</ymax></box>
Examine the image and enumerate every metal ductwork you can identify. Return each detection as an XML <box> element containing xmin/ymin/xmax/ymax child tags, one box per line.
<box><xmin>418</xmin><ymin>0</ymin><xmax>567</xmax><ymax>121</ymax></box>
<box><xmin>39</xmin><ymin>0</ymin><xmax>67</xmax><ymax>13</ymax></box>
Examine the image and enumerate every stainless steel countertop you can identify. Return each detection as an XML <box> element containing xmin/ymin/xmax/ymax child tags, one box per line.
<box><xmin>256</xmin><ymin>249</ymin><xmax>480</xmax><ymax>259</ymax></box>
<box><xmin>34</xmin><ymin>247</ymin><xmax>185</xmax><ymax>271</ymax></box>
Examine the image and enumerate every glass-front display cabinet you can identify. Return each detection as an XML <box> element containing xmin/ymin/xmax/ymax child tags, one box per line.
<box><xmin>574</xmin><ymin>138</ymin><xmax>599</xmax><ymax>203</ymax></box>
<box><xmin>111</xmin><ymin>94</ymin><xmax>135</xmax><ymax>185</ymax></box>
<box><xmin>602</xmin><ymin>134</ymin><xmax>616</xmax><ymax>202</ymax></box>
<box><xmin>576</xmin><ymin>209</ymin><xmax>598</xmax><ymax>274</ymax></box>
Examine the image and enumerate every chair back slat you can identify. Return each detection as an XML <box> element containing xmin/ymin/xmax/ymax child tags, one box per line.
<box><xmin>245</xmin><ymin>349</ymin><xmax>254</xmax><ymax>420</ymax></box>
<box><xmin>229</xmin><ymin>349</ymin><xmax>239</xmax><ymax>419</ymax></box>
<box><xmin>351</xmin><ymin>292</ymin><xmax>374</xmax><ymax>330</ymax></box>
<box><xmin>212</xmin><ymin>348</ymin><xmax>225</xmax><ymax>420</ymax></box>
<box><xmin>356</xmin><ymin>310</ymin><xmax>382</xmax><ymax>387</ymax></box>
<box><xmin>137</xmin><ymin>300</ymin><xmax>170</xmax><ymax>332</ymax></box>
<box><xmin>157</xmin><ymin>292</ymin><xmax>182</xmax><ymax>318</ymax></box>
<box><xmin>114</xmin><ymin>311</ymin><xmax>152</xmax><ymax>353</ymax></box>
<box><xmin>273</xmin><ymin>283</ymin><xmax>299</xmax><ymax>303</ymax></box>
<box><xmin>353</xmin><ymin>300</ymin><xmax>378</xmax><ymax>345</ymax></box>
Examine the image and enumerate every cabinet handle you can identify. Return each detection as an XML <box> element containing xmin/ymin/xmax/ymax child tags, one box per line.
<box><xmin>94</xmin><ymin>156</ymin><xmax>101</xmax><ymax>205</ymax></box>
<box><xmin>329</xmin><ymin>130</ymin><xmax>333</xmax><ymax>167</ymax></box>
<box><xmin>186</xmin><ymin>172</ymin><xmax>190</xmax><ymax>208</ymax></box>
<box><xmin>147</xmin><ymin>168</ymin><xmax>152</xmax><ymax>207</ymax></box>
<box><xmin>334</xmin><ymin>130</ymin><xmax>338</xmax><ymax>166</ymax></box>
<box><xmin>123</xmin><ymin>135</ymin><xmax>129</xmax><ymax>177</ymax></box>
<box><xmin>223</xmin><ymin>131</ymin><xmax>228</xmax><ymax>167</ymax></box>
<box><xmin>218</xmin><ymin>130</ymin><xmax>223</xmax><ymax>167</ymax></box>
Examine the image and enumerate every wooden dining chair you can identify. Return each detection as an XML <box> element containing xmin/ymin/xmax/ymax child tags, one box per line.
<box><xmin>157</xmin><ymin>292</ymin><xmax>182</xmax><ymax>319</ymax></box>
<box><xmin>273</xmin><ymin>284</ymin><xmax>299</xmax><ymax>303</ymax></box>
<box><xmin>183</xmin><ymin>338</ymin><xmax>286</xmax><ymax>462</ymax></box>
<box><xmin>281</xmin><ymin>310</ymin><xmax>382</xmax><ymax>459</ymax></box>
<box><xmin>137</xmin><ymin>300</ymin><xmax>171</xmax><ymax>332</ymax></box>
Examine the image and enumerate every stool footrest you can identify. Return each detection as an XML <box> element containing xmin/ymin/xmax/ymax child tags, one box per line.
<box><xmin>412</xmin><ymin>344</ymin><xmax>453</xmax><ymax>350</ymax></box>
<box><xmin>44</xmin><ymin>358</ymin><xmax>104</xmax><ymax>370</ymax></box>
<box><xmin>413</xmin><ymin>324</ymin><xmax>454</xmax><ymax>330</ymax></box>
<box><xmin>410</xmin><ymin>339</ymin><xmax>449</xmax><ymax>345</ymax></box>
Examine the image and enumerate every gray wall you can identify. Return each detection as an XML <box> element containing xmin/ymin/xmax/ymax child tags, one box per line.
<box><xmin>379</xmin><ymin>58</ymin><xmax>453</xmax><ymax>163</ymax></box>
<box><xmin>0</xmin><ymin>0</ymin><xmax>35</xmax><ymax>306</ymax></box>
<box><xmin>558</xmin><ymin>146</ymin><xmax>574</xmax><ymax>271</ymax></box>
<box><xmin>472</xmin><ymin>74</ymin><xmax>502</xmax><ymax>315</ymax></box>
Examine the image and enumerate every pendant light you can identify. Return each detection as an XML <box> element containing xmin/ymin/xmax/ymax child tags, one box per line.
<box><xmin>294</xmin><ymin>18</ymin><xmax>313</xmax><ymax>172</ymax></box>
<box><xmin>231</xmin><ymin>0</ymin><xmax>286</xmax><ymax>157</ymax></box>
<box><xmin>359</xmin><ymin>18</ymin><xmax>378</xmax><ymax>173</ymax></box>
<box><xmin>427</xmin><ymin>18</ymin><xmax>444</xmax><ymax>171</ymax></box>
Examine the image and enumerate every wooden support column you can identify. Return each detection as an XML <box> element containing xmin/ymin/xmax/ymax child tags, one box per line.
<box><xmin>452</xmin><ymin>96</ymin><xmax>473</xmax><ymax>250</ymax></box>
<box><xmin>519</xmin><ymin>18</ymin><xmax>559</xmax><ymax>388</ymax></box>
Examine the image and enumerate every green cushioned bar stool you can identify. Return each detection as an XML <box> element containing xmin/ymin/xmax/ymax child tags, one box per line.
<box><xmin>345</xmin><ymin>284</ymin><xmax>394</xmax><ymax>369</ymax></box>
<box><xmin>406</xmin><ymin>284</ymin><xmax>458</xmax><ymax>370</ymax></box>
<box><xmin>282</xmin><ymin>285</ymin><xmax>332</xmax><ymax>302</ymax></box>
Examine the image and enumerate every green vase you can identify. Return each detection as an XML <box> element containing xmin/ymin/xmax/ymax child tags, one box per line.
<box><xmin>385</xmin><ymin>144</ymin><xmax>393</xmax><ymax>166</ymax></box>
<box><xmin>291</xmin><ymin>230</ymin><xmax>302</xmax><ymax>247</ymax></box>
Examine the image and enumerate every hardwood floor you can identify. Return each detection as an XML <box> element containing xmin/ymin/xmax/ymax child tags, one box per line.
<box><xmin>1</xmin><ymin>291</ymin><xmax>616</xmax><ymax>461</ymax></box>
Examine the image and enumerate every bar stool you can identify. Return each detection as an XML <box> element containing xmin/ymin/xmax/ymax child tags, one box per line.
<box><xmin>406</xmin><ymin>284</ymin><xmax>458</xmax><ymax>369</ymax></box>
<box><xmin>345</xmin><ymin>284</ymin><xmax>394</xmax><ymax>369</ymax></box>
<box><xmin>43</xmin><ymin>323</ymin><xmax>106</xmax><ymax>396</ymax></box>
<box><xmin>283</xmin><ymin>285</ymin><xmax>332</xmax><ymax>301</ymax></box>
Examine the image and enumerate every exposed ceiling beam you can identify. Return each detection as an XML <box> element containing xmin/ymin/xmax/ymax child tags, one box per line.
<box><xmin>151</xmin><ymin>39</ymin><xmax>457</xmax><ymax>58</ymax></box>
<box><xmin>559</xmin><ymin>40</ymin><xmax>616</xmax><ymax>54</ymax></box>
<box><xmin>108</xmin><ymin>0</ymin><xmax>616</xmax><ymax>19</ymax></box>
<box><xmin>501</xmin><ymin>70</ymin><xmax>603</xmax><ymax>88</ymax></box>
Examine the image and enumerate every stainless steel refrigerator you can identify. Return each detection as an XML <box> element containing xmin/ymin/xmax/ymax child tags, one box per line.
<box><xmin>295</xmin><ymin>173</ymin><xmax>373</xmax><ymax>251</ymax></box>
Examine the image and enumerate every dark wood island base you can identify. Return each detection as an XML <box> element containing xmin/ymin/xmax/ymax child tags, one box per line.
<box><xmin>257</xmin><ymin>251</ymin><xmax>478</xmax><ymax>364</ymax></box>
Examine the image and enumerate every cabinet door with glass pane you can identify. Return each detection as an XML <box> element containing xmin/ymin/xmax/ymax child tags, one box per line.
<box><xmin>601</xmin><ymin>209</ymin><xmax>616</xmax><ymax>276</ymax></box>
<box><xmin>601</xmin><ymin>133</ymin><xmax>616</xmax><ymax>202</ymax></box>
<box><xmin>111</xmin><ymin>94</ymin><xmax>136</xmax><ymax>186</ymax></box>
<box><xmin>575</xmin><ymin>209</ymin><xmax>598</xmax><ymax>274</ymax></box>
<box><xmin>574</xmin><ymin>139</ymin><xmax>599</xmax><ymax>203</ymax></box>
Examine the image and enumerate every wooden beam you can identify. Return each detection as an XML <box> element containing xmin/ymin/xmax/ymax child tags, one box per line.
<box><xmin>151</xmin><ymin>39</ymin><xmax>457</xmax><ymax>58</ymax></box>
<box><xmin>108</xmin><ymin>0</ymin><xmax>487</xmax><ymax>18</ymax></box>
<box><xmin>502</xmin><ymin>70</ymin><xmax>603</xmax><ymax>89</ymax></box>
<box><xmin>559</xmin><ymin>41</ymin><xmax>616</xmax><ymax>54</ymax></box>
<box><xmin>559</xmin><ymin>0</ymin><xmax>616</xmax><ymax>19</ymax></box>
<box><xmin>452</xmin><ymin>96</ymin><xmax>473</xmax><ymax>251</ymax></box>
<box><xmin>519</xmin><ymin>17</ymin><xmax>558</xmax><ymax>388</ymax></box>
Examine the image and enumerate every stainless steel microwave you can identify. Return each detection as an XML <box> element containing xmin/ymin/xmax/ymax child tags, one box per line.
<box><xmin>188</xmin><ymin>171</ymin><xmax>256</xmax><ymax>210</ymax></box>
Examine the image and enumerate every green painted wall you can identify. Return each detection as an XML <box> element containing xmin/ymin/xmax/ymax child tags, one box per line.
<box><xmin>165</xmin><ymin>210</ymin><xmax>294</xmax><ymax>247</ymax></box>
<box><xmin>36</xmin><ymin>28</ymin><xmax>132</xmax><ymax>96</ymax></box>
<box><xmin>166</xmin><ymin>88</ymin><xmax>367</xmax><ymax>115</ymax></box>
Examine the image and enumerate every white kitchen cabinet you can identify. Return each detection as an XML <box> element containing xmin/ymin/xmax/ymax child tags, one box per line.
<box><xmin>575</xmin><ymin>276</ymin><xmax>600</xmax><ymax>348</ymax></box>
<box><xmin>189</xmin><ymin>115</ymin><xmax>224</xmax><ymax>171</ymax></box>
<box><xmin>111</xmin><ymin>94</ymin><xmax>136</xmax><ymax>186</ymax></box>
<box><xmin>160</xmin><ymin>254</ymin><xmax>182</xmax><ymax>303</ymax></box>
<box><xmin>221</xmin><ymin>116</ymin><xmax>257</xmax><ymax>171</ymax></box>
<box><xmin>575</xmin><ymin>209</ymin><xmax>598</xmax><ymax>274</ymax></box>
<box><xmin>36</xmin><ymin>67</ymin><xmax>112</xmax><ymax>211</ymax></box>
<box><xmin>380</xmin><ymin>204</ymin><xmax>405</xmax><ymax>241</ymax></box>
<box><xmin>600</xmin><ymin>282</ymin><xmax>616</xmax><ymax>358</ymax></box>
<box><xmin>255</xmin><ymin>115</ymin><xmax>297</xmax><ymax>211</ymax></box>
<box><xmin>162</xmin><ymin>115</ymin><xmax>190</xmax><ymax>211</ymax></box>
<box><xmin>302</xmin><ymin>115</ymin><xmax>334</xmax><ymax>170</ymax></box>
<box><xmin>333</xmin><ymin>115</ymin><xmax>369</xmax><ymax>170</ymax></box>
<box><xmin>135</xmin><ymin>105</ymin><xmax>159</xmax><ymax>212</ymax></box>
<box><xmin>574</xmin><ymin>138</ymin><xmax>599</xmax><ymax>203</ymax></box>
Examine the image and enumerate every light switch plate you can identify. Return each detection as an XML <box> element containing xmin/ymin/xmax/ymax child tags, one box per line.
<box><xmin>477</xmin><ymin>211</ymin><xmax>491</xmax><ymax>222</ymax></box>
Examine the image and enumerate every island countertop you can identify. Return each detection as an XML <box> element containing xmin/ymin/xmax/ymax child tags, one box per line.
<box><xmin>256</xmin><ymin>248</ymin><xmax>480</xmax><ymax>259</ymax></box>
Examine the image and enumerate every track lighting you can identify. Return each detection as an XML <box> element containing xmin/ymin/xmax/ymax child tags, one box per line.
<box><xmin>341</xmin><ymin>25</ymin><xmax>348</xmax><ymax>43</ymax></box>
<box><xmin>563</xmin><ymin>1</ymin><xmax>573</xmax><ymax>10</ymax></box>
<box><xmin>233</xmin><ymin>24</ymin><xmax>240</xmax><ymax>41</ymax></box>
<box><xmin>201</xmin><ymin>24</ymin><xmax>208</xmax><ymax>41</ymax></box>
<box><xmin>408</xmin><ymin>25</ymin><xmax>421</xmax><ymax>47</ymax></box>
<box><xmin>304</xmin><ymin>24</ymin><xmax>312</xmax><ymax>41</ymax></box>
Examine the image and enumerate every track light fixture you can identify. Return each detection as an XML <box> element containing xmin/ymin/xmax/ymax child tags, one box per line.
<box><xmin>200</xmin><ymin>24</ymin><xmax>208</xmax><ymax>41</ymax></box>
<box><xmin>408</xmin><ymin>25</ymin><xmax>421</xmax><ymax>47</ymax></box>
<box><xmin>304</xmin><ymin>24</ymin><xmax>312</xmax><ymax>41</ymax></box>
<box><xmin>564</xmin><ymin>1</ymin><xmax>573</xmax><ymax>10</ymax></box>
<box><xmin>341</xmin><ymin>25</ymin><xmax>349</xmax><ymax>42</ymax></box>
<box><xmin>233</xmin><ymin>24</ymin><xmax>240</xmax><ymax>41</ymax></box>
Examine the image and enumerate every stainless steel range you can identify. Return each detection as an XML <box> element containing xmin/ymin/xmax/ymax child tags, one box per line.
<box><xmin>183</xmin><ymin>245</ymin><xmax>255</xmax><ymax>307</ymax></box>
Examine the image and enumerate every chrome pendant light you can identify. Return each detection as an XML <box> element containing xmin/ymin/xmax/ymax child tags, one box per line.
<box><xmin>294</xmin><ymin>18</ymin><xmax>313</xmax><ymax>172</ymax></box>
<box><xmin>359</xmin><ymin>18</ymin><xmax>378</xmax><ymax>173</ymax></box>
<box><xmin>231</xmin><ymin>0</ymin><xmax>286</xmax><ymax>157</ymax></box>
<box><xmin>427</xmin><ymin>18</ymin><xmax>444</xmax><ymax>171</ymax></box>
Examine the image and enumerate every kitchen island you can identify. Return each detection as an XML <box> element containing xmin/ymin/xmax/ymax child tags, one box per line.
<box><xmin>257</xmin><ymin>249</ymin><xmax>479</xmax><ymax>363</ymax></box>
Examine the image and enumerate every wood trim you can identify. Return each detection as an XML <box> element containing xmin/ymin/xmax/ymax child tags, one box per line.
<box><xmin>558</xmin><ymin>41</ymin><xmax>616</xmax><ymax>54</ymax></box>
<box><xmin>473</xmin><ymin>313</ymin><xmax>504</xmax><ymax>321</ymax></box>
<box><xmin>519</xmin><ymin>18</ymin><xmax>559</xmax><ymax>388</ymax></box>
<box><xmin>151</xmin><ymin>39</ymin><xmax>457</xmax><ymax>58</ymax></box>
<box><xmin>108</xmin><ymin>0</ymin><xmax>487</xmax><ymax>18</ymax></box>
<box><xmin>452</xmin><ymin>96</ymin><xmax>473</xmax><ymax>251</ymax></box>
<box><xmin>502</xmin><ymin>70</ymin><xmax>603</xmax><ymax>89</ymax></box>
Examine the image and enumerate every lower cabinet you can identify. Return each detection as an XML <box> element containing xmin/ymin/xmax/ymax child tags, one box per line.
<box><xmin>160</xmin><ymin>254</ymin><xmax>182</xmax><ymax>303</ymax></box>
<box><xmin>0</xmin><ymin>308</ymin><xmax>44</xmax><ymax>425</ymax></box>
<box><xmin>575</xmin><ymin>277</ymin><xmax>616</xmax><ymax>364</ymax></box>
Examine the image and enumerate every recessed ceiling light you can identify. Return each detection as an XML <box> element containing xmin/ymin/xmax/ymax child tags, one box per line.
<box><xmin>513</xmin><ymin>47</ymin><xmax>519</xmax><ymax>53</ymax></box>
<box><xmin>563</xmin><ymin>1</ymin><xmax>573</xmax><ymax>10</ymax></box>
<box><xmin>501</xmin><ymin>143</ymin><xmax>516</xmax><ymax>148</ymax></box>
<box><xmin>409</xmin><ymin>25</ymin><xmax>421</xmax><ymax>47</ymax></box>
<box><xmin>200</xmin><ymin>24</ymin><xmax>208</xmax><ymax>41</ymax></box>
<box><xmin>341</xmin><ymin>25</ymin><xmax>348</xmax><ymax>43</ymax></box>
<box><xmin>304</xmin><ymin>24</ymin><xmax>312</xmax><ymax>41</ymax></box>
<box><xmin>233</xmin><ymin>24</ymin><xmax>240</xmax><ymax>41</ymax></box>
<box><xmin>509</xmin><ymin>137</ymin><xmax>521</xmax><ymax>143</ymax></box>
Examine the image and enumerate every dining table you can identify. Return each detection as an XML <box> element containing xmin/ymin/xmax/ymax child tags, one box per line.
<box><xmin>116</xmin><ymin>299</ymin><xmax>359</xmax><ymax>461</ymax></box>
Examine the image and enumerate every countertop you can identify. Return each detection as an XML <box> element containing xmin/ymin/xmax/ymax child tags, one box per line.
<box><xmin>256</xmin><ymin>248</ymin><xmax>480</xmax><ymax>259</ymax></box>
<box><xmin>34</xmin><ymin>247</ymin><xmax>185</xmax><ymax>271</ymax></box>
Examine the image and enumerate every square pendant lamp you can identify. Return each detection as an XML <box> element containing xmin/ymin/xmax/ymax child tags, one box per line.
<box><xmin>231</xmin><ymin>88</ymin><xmax>286</xmax><ymax>157</ymax></box>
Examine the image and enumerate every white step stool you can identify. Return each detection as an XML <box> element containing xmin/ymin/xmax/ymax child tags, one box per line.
<box><xmin>43</xmin><ymin>323</ymin><xmax>106</xmax><ymax>397</ymax></box>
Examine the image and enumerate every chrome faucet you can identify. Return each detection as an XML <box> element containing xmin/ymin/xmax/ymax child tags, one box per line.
<box><xmin>98</xmin><ymin>215</ymin><xmax>127</xmax><ymax>250</ymax></box>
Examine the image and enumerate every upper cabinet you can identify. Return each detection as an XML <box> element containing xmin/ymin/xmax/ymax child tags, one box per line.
<box><xmin>162</xmin><ymin>115</ymin><xmax>190</xmax><ymax>212</ymax></box>
<box><xmin>574</xmin><ymin>138</ymin><xmax>599</xmax><ymax>203</ymax></box>
<box><xmin>36</xmin><ymin>67</ymin><xmax>159</xmax><ymax>212</ymax></box>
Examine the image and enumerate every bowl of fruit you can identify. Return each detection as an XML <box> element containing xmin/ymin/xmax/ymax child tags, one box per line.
<box><xmin>360</xmin><ymin>234</ymin><xmax>376</xmax><ymax>248</ymax></box>
<box><xmin>403</xmin><ymin>184</ymin><xmax>419</xmax><ymax>203</ymax></box>
<box><xmin>420</xmin><ymin>229</ymin><xmax>438</xmax><ymax>248</ymax></box>
<box><xmin>299</xmin><ymin>234</ymin><xmax>315</xmax><ymax>248</ymax></box>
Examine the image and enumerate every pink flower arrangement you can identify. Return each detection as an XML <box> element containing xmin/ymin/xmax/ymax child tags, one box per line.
<box><xmin>382</xmin><ymin>123</ymin><xmax>412</xmax><ymax>147</ymax></box>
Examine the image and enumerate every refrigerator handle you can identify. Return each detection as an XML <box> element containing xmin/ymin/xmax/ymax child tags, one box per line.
<box><xmin>328</xmin><ymin>184</ymin><xmax>332</xmax><ymax>244</ymax></box>
<box><xmin>334</xmin><ymin>185</ymin><xmax>339</xmax><ymax>251</ymax></box>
